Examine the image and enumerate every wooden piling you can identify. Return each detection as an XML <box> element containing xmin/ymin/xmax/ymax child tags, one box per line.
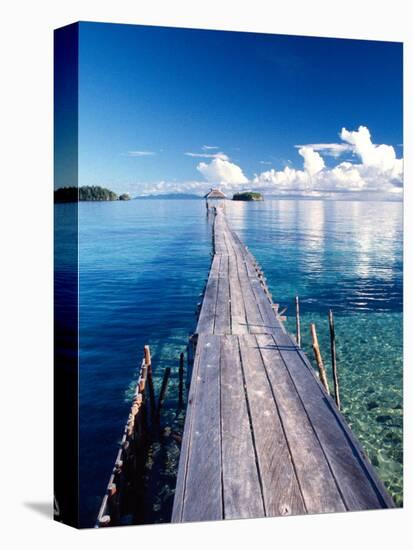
<box><xmin>328</xmin><ymin>309</ymin><xmax>341</xmax><ymax>410</ymax></box>
<box><xmin>99</xmin><ymin>514</ymin><xmax>111</xmax><ymax>527</ymax></box>
<box><xmin>178</xmin><ymin>352</ymin><xmax>184</xmax><ymax>409</ymax></box>
<box><xmin>139</xmin><ymin>359</ymin><xmax>147</xmax><ymax>392</ymax></box>
<box><xmin>295</xmin><ymin>296</ymin><xmax>301</xmax><ymax>347</ymax></box>
<box><xmin>310</xmin><ymin>323</ymin><xmax>330</xmax><ymax>395</ymax></box>
<box><xmin>145</xmin><ymin>345</ymin><xmax>156</xmax><ymax>419</ymax></box>
<box><xmin>157</xmin><ymin>367</ymin><xmax>171</xmax><ymax>418</ymax></box>
<box><xmin>144</xmin><ymin>345</ymin><xmax>151</xmax><ymax>368</ymax></box>
<box><xmin>96</xmin><ymin>344</ymin><xmax>154</xmax><ymax>528</ymax></box>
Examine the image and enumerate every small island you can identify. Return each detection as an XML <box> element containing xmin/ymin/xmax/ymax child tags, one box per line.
<box><xmin>54</xmin><ymin>186</ymin><xmax>128</xmax><ymax>203</ymax></box>
<box><xmin>232</xmin><ymin>191</ymin><xmax>263</xmax><ymax>201</ymax></box>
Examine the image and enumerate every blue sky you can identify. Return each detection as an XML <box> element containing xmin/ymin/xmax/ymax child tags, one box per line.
<box><xmin>72</xmin><ymin>22</ymin><xmax>403</xmax><ymax>197</ymax></box>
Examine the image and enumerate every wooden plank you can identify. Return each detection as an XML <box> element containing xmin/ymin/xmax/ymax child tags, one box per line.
<box><xmin>294</xmin><ymin>344</ymin><xmax>395</xmax><ymax>508</ymax></box>
<box><xmin>196</xmin><ymin>256</ymin><xmax>220</xmax><ymax>334</ymax></box>
<box><xmin>256</xmin><ymin>334</ymin><xmax>346</xmax><ymax>514</ymax></box>
<box><xmin>181</xmin><ymin>334</ymin><xmax>223</xmax><ymax>522</ymax></box>
<box><xmin>233</xmin><ymin>250</ymin><xmax>266</xmax><ymax>334</ymax></box>
<box><xmin>171</xmin><ymin>336</ymin><xmax>203</xmax><ymax>522</ymax></box>
<box><xmin>231</xmin><ymin>231</ymin><xmax>276</xmax><ymax>334</ymax></box>
<box><xmin>271</xmin><ymin>330</ymin><xmax>394</xmax><ymax>510</ymax></box>
<box><xmin>230</xmin><ymin>232</ymin><xmax>274</xmax><ymax>321</ymax></box>
<box><xmin>229</xmin><ymin>229</ymin><xmax>257</xmax><ymax>278</ymax></box>
<box><xmin>214</xmin><ymin>255</ymin><xmax>231</xmax><ymax>335</ymax></box>
<box><xmin>224</xmin><ymin>224</ymin><xmax>274</xmax><ymax>335</ymax></box>
<box><xmin>209</xmin><ymin>253</ymin><xmax>221</xmax><ymax>277</ymax></box>
<box><xmin>239</xmin><ymin>334</ymin><xmax>306</xmax><ymax>516</ymax></box>
<box><xmin>249</xmin><ymin>276</ymin><xmax>286</xmax><ymax>335</ymax></box>
<box><xmin>227</xmin><ymin>225</ymin><xmax>287</xmax><ymax>337</ymax></box>
<box><xmin>221</xmin><ymin>335</ymin><xmax>264</xmax><ymax>519</ymax></box>
<box><xmin>213</xmin><ymin>215</ymin><xmax>228</xmax><ymax>255</ymax></box>
<box><xmin>228</xmin><ymin>253</ymin><xmax>249</xmax><ymax>335</ymax></box>
<box><xmin>221</xmin><ymin>228</ymin><xmax>249</xmax><ymax>335</ymax></box>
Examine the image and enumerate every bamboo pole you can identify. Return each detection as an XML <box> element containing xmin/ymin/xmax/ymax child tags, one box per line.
<box><xmin>295</xmin><ymin>296</ymin><xmax>301</xmax><ymax>347</ymax></box>
<box><xmin>328</xmin><ymin>309</ymin><xmax>341</xmax><ymax>410</ymax></box>
<box><xmin>310</xmin><ymin>323</ymin><xmax>330</xmax><ymax>394</ymax></box>
<box><xmin>178</xmin><ymin>352</ymin><xmax>184</xmax><ymax>409</ymax></box>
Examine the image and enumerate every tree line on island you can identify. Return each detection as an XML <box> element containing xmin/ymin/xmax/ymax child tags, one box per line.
<box><xmin>232</xmin><ymin>191</ymin><xmax>263</xmax><ymax>201</ymax></box>
<box><xmin>54</xmin><ymin>186</ymin><xmax>131</xmax><ymax>202</ymax></box>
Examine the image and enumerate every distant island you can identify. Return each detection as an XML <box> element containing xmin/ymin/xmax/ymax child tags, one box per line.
<box><xmin>232</xmin><ymin>191</ymin><xmax>263</xmax><ymax>201</ymax></box>
<box><xmin>54</xmin><ymin>186</ymin><xmax>129</xmax><ymax>203</ymax></box>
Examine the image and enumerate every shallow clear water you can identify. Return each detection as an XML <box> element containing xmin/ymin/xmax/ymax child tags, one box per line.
<box><xmin>74</xmin><ymin>198</ymin><xmax>402</xmax><ymax>526</ymax></box>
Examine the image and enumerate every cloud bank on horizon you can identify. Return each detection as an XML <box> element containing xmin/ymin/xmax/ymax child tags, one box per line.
<box><xmin>132</xmin><ymin>126</ymin><xmax>403</xmax><ymax>198</ymax></box>
<box><xmin>253</xmin><ymin>126</ymin><xmax>403</xmax><ymax>195</ymax></box>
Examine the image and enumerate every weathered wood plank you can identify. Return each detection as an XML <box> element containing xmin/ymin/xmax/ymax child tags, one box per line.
<box><xmin>221</xmin><ymin>335</ymin><xmax>265</xmax><ymax>519</ymax></box>
<box><xmin>293</xmin><ymin>343</ymin><xmax>395</xmax><ymax>508</ymax></box>
<box><xmin>228</xmin><ymin>253</ymin><xmax>249</xmax><ymax>335</ymax></box>
<box><xmin>214</xmin><ymin>255</ymin><xmax>231</xmax><ymax>335</ymax></box>
<box><xmin>256</xmin><ymin>334</ymin><xmax>346</xmax><ymax>513</ymax></box>
<box><xmin>227</xmin><ymin>226</ymin><xmax>276</xmax><ymax>335</ymax></box>
<box><xmin>249</xmin><ymin>276</ymin><xmax>286</xmax><ymax>335</ymax></box>
<box><xmin>171</xmin><ymin>335</ymin><xmax>203</xmax><ymax>522</ymax></box>
<box><xmin>239</xmin><ymin>334</ymin><xmax>306</xmax><ymax>516</ymax></box>
<box><xmin>213</xmin><ymin>215</ymin><xmax>228</xmax><ymax>255</ymax></box>
<box><xmin>229</xmin><ymin>229</ymin><xmax>257</xmax><ymax>278</ymax></box>
<box><xmin>209</xmin><ymin>253</ymin><xmax>221</xmax><ymax>277</ymax></box>
<box><xmin>196</xmin><ymin>256</ymin><xmax>220</xmax><ymax>334</ymax></box>
<box><xmin>233</xmin><ymin>251</ymin><xmax>266</xmax><ymax>334</ymax></box>
<box><xmin>221</xmin><ymin>228</ymin><xmax>249</xmax><ymax>335</ymax></box>
<box><xmin>271</xmin><ymin>330</ymin><xmax>394</xmax><ymax>510</ymax></box>
<box><xmin>181</xmin><ymin>334</ymin><xmax>223</xmax><ymax>522</ymax></box>
<box><xmin>229</xmin><ymin>228</ymin><xmax>285</xmax><ymax>335</ymax></box>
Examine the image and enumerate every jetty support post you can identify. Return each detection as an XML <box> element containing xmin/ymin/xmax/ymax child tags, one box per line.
<box><xmin>310</xmin><ymin>323</ymin><xmax>330</xmax><ymax>395</ymax></box>
<box><xmin>157</xmin><ymin>367</ymin><xmax>171</xmax><ymax>420</ymax></box>
<box><xmin>144</xmin><ymin>345</ymin><xmax>156</xmax><ymax>420</ymax></box>
<box><xmin>328</xmin><ymin>310</ymin><xmax>341</xmax><ymax>410</ymax></box>
<box><xmin>178</xmin><ymin>352</ymin><xmax>184</xmax><ymax>409</ymax></box>
<box><xmin>295</xmin><ymin>296</ymin><xmax>301</xmax><ymax>347</ymax></box>
<box><xmin>96</xmin><ymin>344</ymin><xmax>154</xmax><ymax>528</ymax></box>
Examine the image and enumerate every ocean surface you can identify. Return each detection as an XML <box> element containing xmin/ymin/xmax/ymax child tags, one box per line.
<box><xmin>61</xmin><ymin>198</ymin><xmax>402</xmax><ymax>526</ymax></box>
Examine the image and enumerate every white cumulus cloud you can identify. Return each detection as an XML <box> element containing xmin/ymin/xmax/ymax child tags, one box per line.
<box><xmin>298</xmin><ymin>146</ymin><xmax>325</xmax><ymax>175</ymax></box>
<box><xmin>197</xmin><ymin>157</ymin><xmax>249</xmax><ymax>185</ymax></box>
<box><xmin>295</xmin><ymin>143</ymin><xmax>353</xmax><ymax>157</ymax></box>
<box><xmin>340</xmin><ymin>126</ymin><xmax>402</xmax><ymax>177</ymax></box>
<box><xmin>254</xmin><ymin>126</ymin><xmax>403</xmax><ymax>196</ymax></box>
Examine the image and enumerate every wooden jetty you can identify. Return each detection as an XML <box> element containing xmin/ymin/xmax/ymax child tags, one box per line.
<box><xmin>172</xmin><ymin>208</ymin><xmax>394</xmax><ymax>523</ymax></box>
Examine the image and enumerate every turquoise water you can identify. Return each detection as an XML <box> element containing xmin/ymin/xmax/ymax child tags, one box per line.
<box><xmin>76</xmin><ymin>198</ymin><xmax>402</xmax><ymax>526</ymax></box>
